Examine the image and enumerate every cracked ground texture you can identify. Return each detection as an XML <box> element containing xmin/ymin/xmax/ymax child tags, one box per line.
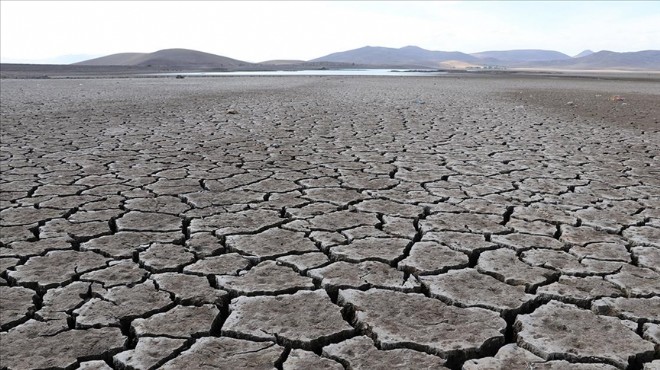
<box><xmin>0</xmin><ymin>75</ymin><xmax>658</xmax><ymax>370</ymax></box>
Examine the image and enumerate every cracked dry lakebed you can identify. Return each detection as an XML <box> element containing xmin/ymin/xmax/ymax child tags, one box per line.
<box><xmin>1</xmin><ymin>74</ymin><xmax>659</xmax><ymax>370</ymax></box>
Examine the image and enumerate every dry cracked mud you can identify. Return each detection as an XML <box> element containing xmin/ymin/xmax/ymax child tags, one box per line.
<box><xmin>1</xmin><ymin>75</ymin><xmax>658</xmax><ymax>369</ymax></box>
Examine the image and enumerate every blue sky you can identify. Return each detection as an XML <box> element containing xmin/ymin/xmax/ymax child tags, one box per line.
<box><xmin>1</xmin><ymin>1</ymin><xmax>658</xmax><ymax>63</ymax></box>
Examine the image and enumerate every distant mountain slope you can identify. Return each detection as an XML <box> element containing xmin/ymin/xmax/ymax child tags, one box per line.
<box><xmin>75</xmin><ymin>48</ymin><xmax>251</xmax><ymax>67</ymax></box>
<box><xmin>471</xmin><ymin>49</ymin><xmax>571</xmax><ymax>62</ymax></box>
<box><xmin>573</xmin><ymin>50</ymin><xmax>594</xmax><ymax>58</ymax></box>
<box><xmin>533</xmin><ymin>50</ymin><xmax>660</xmax><ymax>70</ymax></box>
<box><xmin>311</xmin><ymin>46</ymin><xmax>479</xmax><ymax>67</ymax></box>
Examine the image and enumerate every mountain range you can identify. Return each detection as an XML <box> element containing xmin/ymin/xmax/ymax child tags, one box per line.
<box><xmin>72</xmin><ymin>46</ymin><xmax>660</xmax><ymax>71</ymax></box>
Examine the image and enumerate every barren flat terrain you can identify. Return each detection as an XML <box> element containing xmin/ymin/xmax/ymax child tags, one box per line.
<box><xmin>1</xmin><ymin>75</ymin><xmax>659</xmax><ymax>369</ymax></box>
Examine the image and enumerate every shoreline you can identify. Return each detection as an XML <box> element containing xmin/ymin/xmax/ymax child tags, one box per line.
<box><xmin>2</xmin><ymin>63</ymin><xmax>659</xmax><ymax>81</ymax></box>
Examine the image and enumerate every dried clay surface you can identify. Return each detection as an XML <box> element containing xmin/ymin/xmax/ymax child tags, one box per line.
<box><xmin>0</xmin><ymin>75</ymin><xmax>658</xmax><ymax>369</ymax></box>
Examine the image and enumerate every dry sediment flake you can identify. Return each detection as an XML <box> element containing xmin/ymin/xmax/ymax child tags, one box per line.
<box><xmin>304</xmin><ymin>210</ymin><xmax>379</xmax><ymax>231</ymax></box>
<box><xmin>184</xmin><ymin>189</ymin><xmax>266</xmax><ymax>207</ymax></box>
<box><xmin>523</xmin><ymin>361</ymin><xmax>619</xmax><ymax>369</ymax></box>
<box><xmin>512</xmin><ymin>204</ymin><xmax>578</xmax><ymax>226</ymax></box>
<box><xmin>352</xmin><ymin>198</ymin><xmax>424</xmax><ymax>218</ymax></box>
<box><xmin>623</xmin><ymin>226</ymin><xmax>660</xmax><ymax>247</ymax></box>
<box><xmin>188</xmin><ymin>208</ymin><xmax>281</xmax><ymax>235</ymax></box>
<box><xmin>39</xmin><ymin>218</ymin><xmax>110</xmax><ymax>240</ymax></box>
<box><xmin>36</xmin><ymin>281</ymin><xmax>95</xmax><ymax>321</ymax></box>
<box><xmin>114</xmin><ymin>337</ymin><xmax>187</xmax><ymax>370</ymax></box>
<box><xmin>216</xmin><ymin>260</ymin><xmax>315</xmax><ymax>296</ymax></box>
<box><xmin>116</xmin><ymin>211</ymin><xmax>182</xmax><ymax>232</ymax></box>
<box><xmin>477</xmin><ymin>248</ymin><xmax>558</xmax><ymax>291</ymax></box>
<box><xmin>462</xmin><ymin>344</ymin><xmax>544</xmax><ymax>370</ymax></box>
<box><xmin>0</xmin><ymin>206</ymin><xmax>65</xmax><ymax>226</ymax></box>
<box><xmin>222</xmin><ymin>289</ymin><xmax>354</xmax><ymax>349</ymax></box>
<box><xmin>276</xmin><ymin>252</ymin><xmax>330</xmax><ymax>273</ymax></box>
<box><xmin>521</xmin><ymin>249</ymin><xmax>623</xmax><ymax>276</ymax></box>
<box><xmin>8</xmin><ymin>250</ymin><xmax>108</xmax><ymax>290</ymax></box>
<box><xmin>632</xmin><ymin>246</ymin><xmax>660</xmax><ymax>272</ymax></box>
<box><xmin>73</xmin><ymin>280</ymin><xmax>172</xmax><ymax>327</ymax></box>
<box><xmin>0</xmin><ymin>285</ymin><xmax>36</xmax><ymax>329</ymax></box>
<box><xmin>0</xmin><ymin>319</ymin><xmax>125</xmax><ymax>370</ymax></box>
<box><xmin>643</xmin><ymin>323</ymin><xmax>659</xmax><ymax>348</ymax></box>
<box><xmin>337</xmin><ymin>289</ymin><xmax>506</xmax><ymax>358</ymax></box>
<box><xmin>308</xmin><ymin>260</ymin><xmax>420</xmax><ymax>292</ymax></box>
<box><xmin>226</xmin><ymin>227</ymin><xmax>318</xmax><ymax>261</ymax></box>
<box><xmin>125</xmin><ymin>195</ymin><xmax>191</xmax><ymax>214</ymax></box>
<box><xmin>0</xmin><ymin>225</ymin><xmax>36</xmax><ymax>244</ymax></box>
<box><xmin>309</xmin><ymin>230</ymin><xmax>347</xmax><ymax>250</ymax></box>
<box><xmin>322</xmin><ymin>336</ymin><xmax>448</xmax><ymax>369</ymax></box>
<box><xmin>382</xmin><ymin>215</ymin><xmax>417</xmax><ymax>239</ymax></box>
<box><xmin>329</xmin><ymin>237</ymin><xmax>410</xmax><ymax>264</ymax></box>
<box><xmin>1</xmin><ymin>238</ymin><xmax>71</xmax><ymax>258</ymax></box>
<box><xmin>303</xmin><ymin>187</ymin><xmax>366</xmax><ymax>206</ymax></box>
<box><xmin>33</xmin><ymin>184</ymin><xmax>87</xmax><ymax>196</ymax></box>
<box><xmin>185</xmin><ymin>231</ymin><xmax>225</xmax><ymax>257</ymax></box>
<box><xmin>80</xmin><ymin>231</ymin><xmax>183</xmax><ymax>258</ymax></box>
<box><xmin>463</xmin><ymin>346</ymin><xmax>617</xmax><ymax>369</ymax></box>
<box><xmin>151</xmin><ymin>272</ymin><xmax>228</xmax><ymax>305</ymax></box>
<box><xmin>643</xmin><ymin>361</ymin><xmax>660</xmax><ymax>370</ymax></box>
<box><xmin>537</xmin><ymin>276</ymin><xmax>623</xmax><ymax>306</ymax></box>
<box><xmin>575</xmin><ymin>207</ymin><xmax>644</xmax><ymax>233</ymax></box>
<box><xmin>138</xmin><ymin>242</ymin><xmax>195</xmax><ymax>272</ymax></box>
<box><xmin>287</xmin><ymin>202</ymin><xmax>340</xmax><ymax>219</ymax></box>
<box><xmin>131</xmin><ymin>304</ymin><xmax>219</xmax><ymax>338</ymax></box>
<box><xmin>560</xmin><ymin>225</ymin><xmax>626</xmax><ymax>246</ymax></box>
<box><xmin>0</xmin><ymin>257</ymin><xmax>19</xmax><ymax>276</ymax></box>
<box><xmin>420</xmin><ymin>268</ymin><xmax>536</xmax><ymax>316</ymax></box>
<box><xmin>77</xmin><ymin>360</ymin><xmax>114</xmax><ymax>370</ymax></box>
<box><xmin>79</xmin><ymin>259</ymin><xmax>147</xmax><ymax>287</ymax></box>
<box><xmin>183</xmin><ymin>252</ymin><xmax>251</xmax><ymax>276</ymax></box>
<box><xmin>569</xmin><ymin>242</ymin><xmax>631</xmax><ymax>262</ymax></box>
<box><xmin>491</xmin><ymin>233</ymin><xmax>565</xmax><ymax>252</ymax></box>
<box><xmin>161</xmin><ymin>337</ymin><xmax>283</xmax><ymax>370</ymax></box>
<box><xmin>606</xmin><ymin>264</ymin><xmax>660</xmax><ymax>297</ymax></box>
<box><xmin>514</xmin><ymin>300</ymin><xmax>655</xmax><ymax>368</ymax></box>
<box><xmin>420</xmin><ymin>212</ymin><xmax>511</xmax><ymax>234</ymax></box>
<box><xmin>342</xmin><ymin>225</ymin><xmax>390</xmax><ymax>240</ymax></box>
<box><xmin>283</xmin><ymin>349</ymin><xmax>343</xmax><ymax>370</ymax></box>
<box><xmin>591</xmin><ymin>297</ymin><xmax>660</xmax><ymax>323</ymax></box>
<box><xmin>506</xmin><ymin>218</ymin><xmax>557</xmax><ymax>237</ymax></box>
<box><xmin>422</xmin><ymin>230</ymin><xmax>498</xmax><ymax>257</ymax></box>
<box><xmin>398</xmin><ymin>241</ymin><xmax>469</xmax><ymax>275</ymax></box>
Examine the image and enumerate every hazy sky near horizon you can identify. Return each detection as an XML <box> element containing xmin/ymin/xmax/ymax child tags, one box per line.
<box><xmin>1</xmin><ymin>1</ymin><xmax>658</xmax><ymax>63</ymax></box>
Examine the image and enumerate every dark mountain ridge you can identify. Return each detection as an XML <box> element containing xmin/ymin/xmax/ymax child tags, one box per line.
<box><xmin>310</xmin><ymin>45</ymin><xmax>480</xmax><ymax>67</ymax></box>
<box><xmin>527</xmin><ymin>50</ymin><xmax>660</xmax><ymax>70</ymax></box>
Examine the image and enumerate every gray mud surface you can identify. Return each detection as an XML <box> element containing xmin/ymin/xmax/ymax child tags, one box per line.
<box><xmin>1</xmin><ymin>75</ymin><xmax>659</xmax><ymax>369</ymax></box>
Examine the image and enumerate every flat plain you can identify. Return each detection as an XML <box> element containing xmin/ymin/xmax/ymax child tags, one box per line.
<box><xmin>1</xmin><ymin>74</ymin><xmax>659</xmax><ymax>369</ymax></box>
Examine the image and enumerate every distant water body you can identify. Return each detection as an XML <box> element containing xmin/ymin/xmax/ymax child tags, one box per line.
<box><xmin>155</xmin><ymin>69</ymin><xmax>449</xmax><ymax>77</ymax></box>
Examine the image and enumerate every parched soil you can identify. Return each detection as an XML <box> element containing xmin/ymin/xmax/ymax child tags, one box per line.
<box><xmin>1</xmin><ymin>75</ymin><xmax>658</xmax><ymax>370</ymax></box>
<box><xmin>500</xmin><ymin>76</ymin><xmax>660</xmax><ymax>131</ymax></box>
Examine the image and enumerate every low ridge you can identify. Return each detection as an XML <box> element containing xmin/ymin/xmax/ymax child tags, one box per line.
<box><xmin>75</xmin><ymin>48</ymin><xmax>251</xmax><ymax>68</ymax></box>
